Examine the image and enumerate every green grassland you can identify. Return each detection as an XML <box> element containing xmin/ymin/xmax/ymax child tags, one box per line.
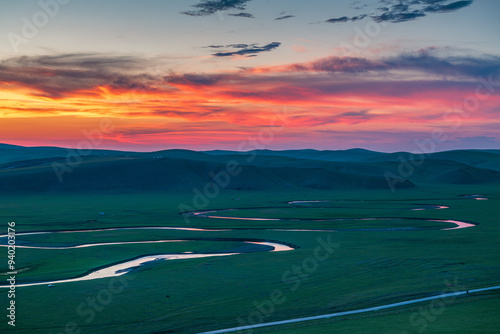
<box><xmin>0</xmin><ymin>183</ymin><xmax>499</xmax><ymax>333</ymax></box>
<box><xmin>260</xmin><ymin>296</ymin><xmax>500</xmax><ymax>334</ymax></box>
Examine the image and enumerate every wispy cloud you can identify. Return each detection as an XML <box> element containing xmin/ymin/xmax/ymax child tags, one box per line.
<box><xmin>326</xmin><ymin>0</ymin><xmax>475</xmax><ymax>24</ymax></box>
<box><xmin>0</xmin><ymin>53</ymin><xmax>154</xmax><ymax>98</ymax></box>
<box><xmin>181</xmin><ymin>0</ymin><xmax>252</xmax><ymax>16</ymax></box>
<box><xmin>2</xmin><ymin>48</ymin><xmax>499</xmax><ymax>101</ymax></box>
<box><xmin>265</xmin><ymin>47</ymin><xmax>500</xmax><ymax>78</ymax></box>
<box><xmin>228</xmin><ymin>12</ymin><xmax>254</xmax><ymax>18</ymax></box>
<box><xmin>325</xmin><ymin>14</ymin><xmax>366</xmax><ymax>23</ymax></box>
<box><xmin>164</xmin><ymin>73</ymin><xmax>229</xmax><ymax>86</ymax></box>
<box><xmin>209</xmin><ymin>42</ymin><xmax>281</xmax><ymax>57</ymax></box>
<box><xmin>422</xmin><ymin>0</ymin><xmax>474</xmax><ymax>13</ymax></box>
<box><xmin>275</xmin><ymin>15</ymin><xmax>295</xmax><ymax>20</ymax></box>
<box><xmin>375</xmin><ymin>0</ymin><xmax>475</xmax><ymax>23</ymax></box>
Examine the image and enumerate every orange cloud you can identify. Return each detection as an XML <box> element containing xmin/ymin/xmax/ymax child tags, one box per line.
<box><xmin>1</xmin><ymin>51</ymin><xmax>499</xmax><ymax>151</ymax></box>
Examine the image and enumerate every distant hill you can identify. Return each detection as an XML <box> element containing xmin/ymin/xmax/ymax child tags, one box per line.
<box><xmin>0</xmin><ymin>145</ymin><xmax>136</xmax><ymax>164</ymax></box>
<box><xmin>1</xmin><ymin>144</ymin><xmax>499</xmax><ymax>193</ymax></box>
<box><xmin>205</xmin><ymin>148</ymin><xmax>500</xmax><ymax>172</ymax></box>
<box><xmin>427</xmin><ymin>150</ymin><xmax>500</xmax><ymax>172</ymax></box>
<box><xmin>204</xmin><ymin>148</ymin><xmax>386</xmax><ymax>162</ymax></box>
<box><xmin>0</xmin><ymin>155</ymin><xmax>414</xmax><ymax>193</ymax></box>
<box><xmin>0</xmin><ymin>145</ymin><xmax>218</xmax><ymax>165</ymax></box>
<box><xmin>0</xmin><ymin>144</ymin><xmax>24</xmax><ymax>149</ymax></box>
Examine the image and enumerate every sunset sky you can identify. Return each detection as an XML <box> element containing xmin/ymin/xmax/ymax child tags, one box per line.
<box><xmin>1</xmin><ymin>0</ymin><xmax>499</xmax><ymax>152</ymax></box>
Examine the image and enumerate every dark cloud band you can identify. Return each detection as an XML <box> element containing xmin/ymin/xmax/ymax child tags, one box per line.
<box><xmin>211</xmin><ymin>42</ymin><xmax>281</xmax><ymax>57</ymax></box>
<box><xmin>327</xmin><ymin>0</ymin><xmax>474</xmax><ymax>24</ymax></box>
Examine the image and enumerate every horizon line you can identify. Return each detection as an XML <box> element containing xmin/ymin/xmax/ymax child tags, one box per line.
<box><xmin>1</xmin><ymin>142</ymin><xmax>498</xmax><ymax>155</ymax></box>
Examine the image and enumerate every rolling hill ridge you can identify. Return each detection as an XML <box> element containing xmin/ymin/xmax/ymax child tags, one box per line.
<box><xmin>0</xmin><ymin>145</ymin><xmax>499</xmax><ymax>193</ymax></box>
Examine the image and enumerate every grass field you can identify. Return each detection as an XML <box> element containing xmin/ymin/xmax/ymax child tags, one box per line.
<box><xmin>259</xmin><ymin>296</ymin><xmax>500</xmax><ymax>334</ymax></box>
<box><xmin>0</xmin><ymin>183</ymin><xmax>499</xmax><ymax>333</ymax></box>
